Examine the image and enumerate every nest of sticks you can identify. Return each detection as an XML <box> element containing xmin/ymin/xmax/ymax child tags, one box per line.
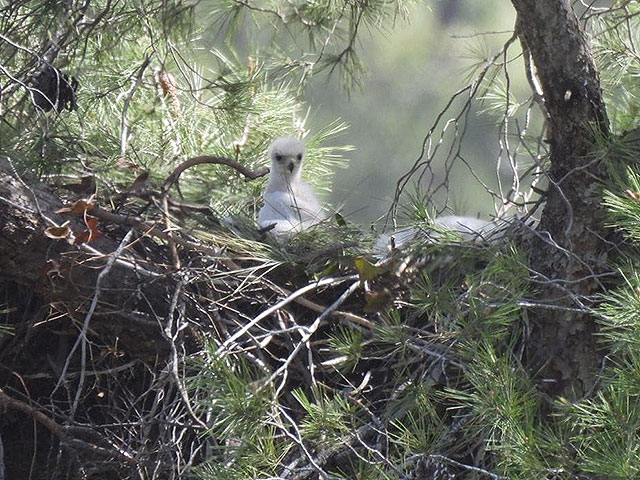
<box><xmin>0</xmin><ymin>156</ymin><xmax>502</xmax><ymax>479</ymax></box>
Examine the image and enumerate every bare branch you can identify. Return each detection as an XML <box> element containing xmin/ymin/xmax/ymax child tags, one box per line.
<box><xmin>162</xmin><ymin>155</ymin><xmax>269</xmax><ymax>193</ymax></box>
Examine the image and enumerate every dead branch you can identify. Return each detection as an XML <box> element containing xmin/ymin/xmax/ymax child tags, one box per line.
<box><xmin>0</xmin><ymin>389</ymin><xmax>138</xmax><ymax>467</ymax></box>
<box><xmin>217</xmin><ymin>274</ymin><xmax>360</xmax><ymax>354</ymax></box>
<box><xmin>91</xmin><ymin>206</ymin><xmax>221</xmax><ymax>256</ymax></box>
<box><xmin>160</xmin><ymin>195</ymin><xmax>181</xmax><ymax>269</ymax></box>
<box><xmin>162</xmin><ymin>155</ymin><xmax>269</xmax><ymax>192</ymax></box>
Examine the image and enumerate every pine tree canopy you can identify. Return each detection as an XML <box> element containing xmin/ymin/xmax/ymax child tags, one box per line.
<box><xmin>1</xmin><ymin>1</ymin><xmax>640</xmax><ymax>479</ymax></box>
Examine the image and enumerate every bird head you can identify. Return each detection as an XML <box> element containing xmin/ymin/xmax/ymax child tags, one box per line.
<box><xmin>268</xmin><ymin>137</ymin><xmax>305</xmax><ymax>180</ymax></box>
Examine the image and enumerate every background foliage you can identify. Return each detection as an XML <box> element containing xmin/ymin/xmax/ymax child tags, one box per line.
<box><xmin>1</xmin><ymin>1</ymin><xmax>640</xmax><ymax>479</ymax></box>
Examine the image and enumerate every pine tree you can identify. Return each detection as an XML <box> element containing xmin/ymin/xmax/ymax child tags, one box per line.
<box><xmin>1</xmin><ymin>1</ymin><xmax>640</xmax><ymax>480</ymax></box>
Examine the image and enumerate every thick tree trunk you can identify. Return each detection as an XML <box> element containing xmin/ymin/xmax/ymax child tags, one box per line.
<box><xmin>510</xmin><ymin>0</ymin><xmax>610</xmax><ymax>396</ymax></box>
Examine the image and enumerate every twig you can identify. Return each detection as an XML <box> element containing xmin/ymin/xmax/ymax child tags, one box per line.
<box><xmin>161</xmin><ymin>194</ymin><xmax>181</xmax><ymax>269</ymax></box>
<box><xmin>162</xmin><ymin>155</ymin><xmax>269</xmax><ymax>192</ymax></box>
<box><xmin>80</xmin><ymin>242</ymin><xmax>161</xmax><ymax>278</ymax></box>
<box><xmin>20</xmin><ymin>360</ymin><xmax>139</xmax><ymax>380</ymax></box>
<box><xmin>132</xmin><ymin>189</ymin><xmax>218</xmax><ymax>216</ymax></box>
<box><xmin>53</xmin><ymin>229</ymin><xmax>135</xmax><ymax>417</ymax></box>
<box><xmin>91</xmin><ymin>206</ymin><xmax>221</xmax><ymax>256</ymax></box>
<box><xmin>275</xmin><ymin>405</ymin><xmax>339</xmax><ymax>480</ymax></box>
<box><xmin>120</xmin><ymin>55</ymin><xmax>154</xmax><ymax>156</ymax></box>
<box><xmin>217</xmin><ymin>275</ymin><xmax>359</xmax><ymax>355</ymax></box>
<box><xmin>0</xmin><ymin>389</ymin><xmax>67</xmax><ymax>442</ymax></box>
<box><xmin>268</xmin><ymin>280</ymin><xmax>361</xmax><ymax>392</ymax></box>
<box><xmin>162</xmin><ymin>279</ymin><xmax>208</xmax><ymax>430</ymax></box>
<box><xmin>0</xmin><ymin>389</ymin><xmax>138</xmax><ymax>467</ymax></box>
<box><xmin>429</xmin><ymin>454</ymin><xmax>507</xmax><ymax>480</ymax></box>
<box><xmin>264</xmin><ymin>278</ymin><xmax>373</xmax><ymax>328</ymax></box>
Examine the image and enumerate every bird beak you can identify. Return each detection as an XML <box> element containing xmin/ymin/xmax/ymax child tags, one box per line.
<box><xmin>287</xmin><ymin>161</ymin><xmax>295</xmax><ymax>173</ymax></box>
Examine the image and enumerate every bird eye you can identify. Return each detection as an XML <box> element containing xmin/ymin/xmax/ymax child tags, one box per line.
<box><xmin>275</xmin><ymin>154</ymin><xmax>283</xmax><ymax>162</ymax></box>
<box><xmin>296</xmin><ymin>154</ymin><xmax>302</xmax><ymax>161</ymax></box>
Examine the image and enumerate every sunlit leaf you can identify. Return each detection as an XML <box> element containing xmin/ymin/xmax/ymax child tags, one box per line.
<box><xmin>56</xmin><ymin>198</ymin><xmax>95</xmax><ymax>216</ymax></box>
<box><xmin>354</xmin><ymin>255</ymin><xmax>378</xmax><ymax>281</ymax></box>
<box><xmin>73</xmin><ymin>216</ymin><xmax>103</xmax><ymax>244</ymax></box>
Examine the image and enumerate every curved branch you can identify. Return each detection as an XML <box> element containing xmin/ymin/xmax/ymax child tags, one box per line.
<box><xmin>162</xmin><ymin>155</ymin><xmax>269</xmax><ymax>192</ymax></box>
<box><xmin>0</xmin><ymin>389</ymin><xmax>137</xmax><ymax>466</ymax></box>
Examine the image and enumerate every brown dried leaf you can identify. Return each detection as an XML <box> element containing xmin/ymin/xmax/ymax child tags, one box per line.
<box><xmin>116</xmin><ymin>157</ymin><xmax>141</xmax><ymax>170</ymax></box>
<box><xmin>364</xmin><ymin>288</ymin><xmax>393</xmax><ymax>313</ymax></box>
<box><xmin>124</xmin><ymin>171</ymin><xmax>149</xmax><ymax>193</ymax></box>
<box><xmin>56</xmin><ymin>198</ymin><xmax>94</xmax><ymax>216</ymax></box>
<box><xmin>73</xmin><ymin>216</ymin><xmax>103</xmax><ymax>245</ymax></box>
<box><xmin>44</xmin><ymin>223</ymin><xmax>72</xmax><ymax>240</ymax></box>
<box><xmin>625</xmin><ymin>189</ymin><xmax>640</xmax><ymax>201</ymax></box>
<box><xmin>158</xmin><ymin>71</ymin><xmax>178</xmax><ymax>97</ymax></box>
<box><xmin>60</xmin><ymin>176</ymin><xmax>96</xmax><ymax>194</ymax></box>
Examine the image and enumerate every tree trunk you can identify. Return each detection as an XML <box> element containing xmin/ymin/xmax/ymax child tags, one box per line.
<box><xmin>510</xmin><ymin>0</ymin><xmax>611</xmax><ymax>396</ymax></box>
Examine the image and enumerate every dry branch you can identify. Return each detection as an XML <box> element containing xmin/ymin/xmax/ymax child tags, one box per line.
<box><xmin>0</xmin><ymin>153</ymin><xmax>382</xmax><ymax>478</ymax></box>
<box><xmin>0</xmin><ymin>389</ymin><xmax>137</xmax><ymax>466</ymax></box>
<box><xmin>162</xmin><ymin>155</ymin><xmax>269</xmax><ymax>192</ymax></box>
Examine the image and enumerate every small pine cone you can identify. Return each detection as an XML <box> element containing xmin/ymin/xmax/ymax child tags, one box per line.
<box><xmin>157</xmin><ymin>70</ymin><xmax>181</xmax><ymax>114</ymax></box>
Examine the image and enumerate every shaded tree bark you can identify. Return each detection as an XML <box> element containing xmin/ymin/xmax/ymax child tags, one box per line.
<box><xmin>511</xmin><ymin>0</ymin><xmax>611</xmax><ymax>396</ymax></box>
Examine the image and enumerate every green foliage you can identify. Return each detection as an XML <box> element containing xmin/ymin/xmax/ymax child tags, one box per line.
<box><xmin>598</xmin><ymin>268</ymin><xmax>640</xmax><ymax>352</ymax></box>
<box><xmin>389</xmin><ymin>383</ymin><xmax>450</xmax><ymax>453</ymax></box>
<box><xmin>568</xmin><ymin>159</ymin><xmax>640</xmax><ymax>480</ymax></box>
<box><xmin>591</xmin><ymin>1</ymin><xmax>640</xmax><ymax>132</ymax></box>
<box><xmin>185</xmin><ymin>226</ymin><xmax>537</xmax><ymax>478</ymax></box>
<box><xmin>411</xmin><ymin>243</ymin><xmax>528</xmax><ymax>344</ymax></box>
<box><xmin>0</xmin><ymin>0</ymin><xmax>352</xmax><ymax>229</ymax></box>
<box><xmin>327</xmin><ymin>325</ymin><xmax>364</xmax><ymax>372</ymax></box>
<box><xmin>206</xmin><ymin>0</ymin><xmax>417</xmax><ymax>90</ymax></box>
<box><xmin>195</xmin><ymin>423</ymin><xmax>290</xmax><ymax>480</ymax></box>
<box><xmin>292</xmin><ymin>387</ymin><xmax>356</xmax><ymax>447</ymax></box>
<box><xmin>446</xmin><ymin>344</ymin><xmax>566</xmax><ymax>478</ymax></box>
<box><xmin>188</xmin><ymin>355</ymin><xmax>290</xmax><ymax>479</ymax></box>
<box><xmin>604</xmin><ymin>167</ymin><xmax>640</xmax><ymax>243</ymax></box>
<box><xmin>5</xmin><ymin>1</ymin><xmax>640</xmax><ymax>479</ymax></box>
<box><xmin>190</xmin><ymin>354</ymin><xmax>275</xmax><ymax>440</ymax></box>
<box><xmin>567</xmin><ymin>382</ymin><xmax>640</xmax><ymax>479</ymax></box>
<box><xmin>478</xmin><ymin>78</ymin><xmax>522</xmax><ymax>118</ymax></box>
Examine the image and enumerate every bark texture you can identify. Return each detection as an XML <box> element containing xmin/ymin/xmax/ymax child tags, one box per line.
<box><xmin>511</xmin><ymin>0</ymin><xmax>610</xmax><ymax>396</ymax></box>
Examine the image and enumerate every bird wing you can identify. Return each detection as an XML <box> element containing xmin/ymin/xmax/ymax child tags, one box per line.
<box><xmin>294</xmin><ymin>181</ymin><xmax>325</xmax><ymax>222</ymax></box>
<box><xmin>258</xmin><ymin>191</ymin><xmax>294</xmax><ymax>224</ymax></box>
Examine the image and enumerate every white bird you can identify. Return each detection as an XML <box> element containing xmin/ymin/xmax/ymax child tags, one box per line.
<box><xmin>258</xmin><ymin>137</ymin><xmax>326</xmax><ymax>239</ymax></box>
<box><xmin>373</xmin><ymin>215</ymin><xmax>503</xmax><ymax>257</ymax></box>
